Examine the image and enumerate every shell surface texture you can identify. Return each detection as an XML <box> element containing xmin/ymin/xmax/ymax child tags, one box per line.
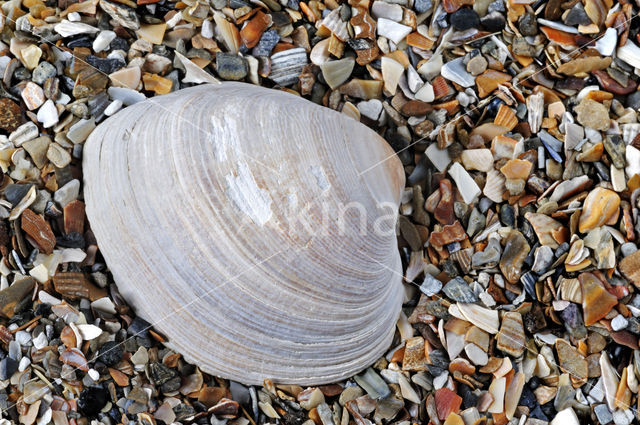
<box><xmin>83</xmin><ymin>82</ymin><xmax>405</xmax><ymax>385</ymax></box>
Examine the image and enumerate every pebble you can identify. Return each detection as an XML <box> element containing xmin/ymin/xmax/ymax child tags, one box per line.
<box><xmin>466</xmin><ymin>56</ymin><xmax>487</xmax><ymax>76</ymax></box>
<box><xmin>32</xmin><ymin>62</ymin><xmax>57</xmax><ymax>85</ymax></box>
<box><xmin>443</xmin><ymin>277</ymin><xmax>477</xmax><ymax>302</ymax></box>
<box><xmin>54</xmin><ymin>179</ymin><xmax>81</xmax><ymax>207</ymax></box>
<box><xmin>0</xmin><ymin>357</ymin><xmax>18</xmax><ymax>380</ymax></box>
<box><xmin>93</xmin><ymin>30</ymin><xmax>117</xmax><ymax>52</ymax></box>
<box><xmin>21</xmin><ymin>82</ymin><xmax>45</xmax><ymax>110</ymax></box>
<box><xmin>611</xmin><ymin>315</ymin><xmax>629</xmax><ymax>331</ymax></box>
<box><xmin>36</xmin><ymin>100</ymin><xmax>58</xmax><ymax>129</ymax></box>
<box><xmin>216</xmin><ymin>53</ymin><xmax>248</xmax><ymax>81</ymax></box>
<box><xmin>66</xmin><ymin>118</ymin><xmax>96</xmax><ymax>144</ymax></box>
<box><xmin>451</xmin><ymin>8</ymin><xmax>480</xmax><ymax>30</ymax></box>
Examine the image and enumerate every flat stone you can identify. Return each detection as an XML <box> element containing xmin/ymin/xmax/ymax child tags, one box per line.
<box><xmin>580</xmin><ymin>272</ymin><xmax>618</xmax><ymax>326</ymax></box>
<box><xmin>0</xmin><ymin>277</ymin><xmax>36</xmax><ymax>318</ymax></box>
<box><xmin>448</xmin><ymin>162</ymin><xmax>481</xmax><ymax>204</ymax></box>
<box><xmin>216</xmin><ymin>53</ymin><xmax>248</xmax><ymax>81</ymax></box>
<box><xmin>0</xmin><ymin>357</ymin><xmax>19</xmax><ymax>380</ymax></box>
<box><xmin>594</xmin><ymin>404</ymin><xmax>613</xmax><ymax>424</ymax></box>
<box><xmin>574</xmin><ymin>98</ymin><xmax>610</xmax><ymax>131</ymax></box>
<box><xmin>443</xmin><ymin>277</ymin><xmax>477</xmax><ymax>302</ymax></box>
<box><xmin>499</xmin><ymin>230</ymin><xmax>530</xmax><ymax>283</ymax></box>
<box><xmin>555</xmin><ymin>339</ymin><xmax>587</xmax><ymax>384</ymax></box>
<box><xmin>21</xmin><ymin>82</ymin><xmax>45</xmax><ymax>110</ymax></box>
<box><xmin>47</xmin><ymin>143</ymin><xmax>72</xmax><ymax>168</ymax></box>
<box><xmin>66</xmin><ymin>118</ymin><xmax>96</xmax><ymax>144</ymax></box>
<box><xmin>54</xmin><ymin>179</ymin><xmax>81</xmax><ymax>207</ymax></box>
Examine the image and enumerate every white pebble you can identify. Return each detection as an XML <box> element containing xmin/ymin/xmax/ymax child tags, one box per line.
<box><xmin>104</xmin><ymin>99</ymin><xmax>123</xmax><ymax>116</ymax></box>
<box><xmin>201</xmin><ymin>19</ymin><xmax>213</xmax><ymax>38</ymax></box>
<box><xmin>611</xmin><ymin>315</ymin><xmax>629</xmax><ymax>331</ymax></box>
<box><xmin>93</xmin><ymin>30</ymin><xmax>116</xmax><ymax>53</ymax></box>
<box><xmin>32</xmin><ymin>332</ymin><xmax>48</xmax><ymax>350</ymax></box>
<box><xmin>54</xmin><ymin>179</ymin><xmax>80</xmax><ymax>207</ymax></box>
<box><xmin>108</xmin><ymin>86</ymin><xmax>146</xmax><ymax>105</ymax></box>
<box><xmin>433</xmin><ymin>371</ymin><xmax>449</xmax><ymax>389</ymax></box>
<box><xmin>67</xmin><ymin>12</ymin><xmax>81</xmax><ymax>21</ymax></box>
<box><xmin>18</xmin><ymin>356</ymin><xmax>31</xmax><ymax>372</ymax></box>
<box><xmin>36</xmin><ymin>100</ymin><xmax>58</xmax><ymax>128</ymax></box>
<box><xmin>76</xmin><ymin>324</ymin><xmax>103</xmax><ymax>340</ymax></box>
<box><xmin>15</xmin><ymin>330</ymin><xmax>32</xmax><ymax>346</ymax></box>
<box><xmin>91</xmin><ymin>297</ymin><xmax>117</xmax><ymax>314</ymax></box>
<box><xmin>88</xmin><ymin>368</ymin><xmax>100</xmax><ymax>381</ymax></box>
<box><xmin>38</xmin><ymin>290</ymin><xmax>62</xmax><ymax>305</ymax></box>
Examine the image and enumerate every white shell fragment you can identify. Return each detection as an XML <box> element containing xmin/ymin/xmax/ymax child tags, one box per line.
<box><xmin>441</xmin><ymin>57</ymin><xmax>475</xmax><ymax>88</ymax></box>
<box><xmin>448</xmin><ymin>162</ymin><xmax>481</xmax><ymax>204</ymax></box>
<box><xmin>377</xmin><ymin>18</ymin><xmax>412</xmax><ymax>44</ymax></box>
<box><xmin>83</xmin><ymin>82</ymin><xmax>405</xmax><ymax>385</ymax></box>
<box><xmin>617</xmin><ymin>40</ymin><xmax>640</xmax><ymax>69</ymax></box>
<box><xmin>595</xmin><ymin>28</ymin><xmax>617</xmax><ymax>56</ymax></box>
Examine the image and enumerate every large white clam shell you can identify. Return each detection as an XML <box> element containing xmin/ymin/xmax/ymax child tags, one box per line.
<box><xmin>83</xmin><ymin>82</ymin><xmax>405</xmax><ymax>385</ymax></box>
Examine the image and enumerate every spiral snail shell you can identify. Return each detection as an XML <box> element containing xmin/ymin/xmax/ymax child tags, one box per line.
<box><xmin>83</xmin><ymin>82</ymin><xmax>405</xmax><ymax>385</ymax></box>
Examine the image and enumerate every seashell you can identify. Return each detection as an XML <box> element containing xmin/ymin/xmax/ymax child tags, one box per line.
<box><xmin>431</xmin><ymin>75</ymin><xmax>452</xmax><ymax>100</ymax></box>
<box><xmin>483</xmin><ymin>169</ymin><xmax>506</xmax><ymax>203</ymax></box>
<box><xmin>83</xmin><ymin>82</ymin><xmax>405</xmax><ymax>385</ymax></box>
<box><xmin>213</xmin><ymin>13</ymin><xmax>241</xmax><ymax>54</ymax></box>
<box><xmin>320</xmin><ymin>57</ymin><xmax>355</xmax><ymax>90</ymax></box>
<box><xmin>174</xmin><ymin>51</ymin><xmax>220</xmax><ymax>85</ymax></box>
<box><xmin>381</xmin><ymin>57</ymin><xmax>404</xmax><ymax>95</ymax></box>
<box><xmin>317</xmin><ymin>8</ymin><xmax>348</xmax><ymax>41</ymax></box>
<box><xmin>310</xmin><ymin>38</ymin><xmax>331</xmax><ymax>66</ymax></box>
<box><xmin>527</xmin><ymin>92</ymin><xmax>544</xmax><ymax>134</ymax></box>
<box><xmin>493</xmin><ymin>104</ymin><xmax>517</xmax><ymax>131</ymax></box>
<box><xmin>622</xmin><ymin>123</ymin><xmax>640</xmax><ymax>145</ymax></box>
<box><xmin>559</xmin><ymin>278</ymin><xmax>583</xmax><ymax>304</ymax></box>
<box><xmin>537</xmin><ymin>19</ymin><xmax>579</xmax><ymax>34</ymax></box>
<box><xmin>600</xmin><ymin>352</ymin><xmax>619</xmax><ymax>411</ymax></box>
<box><xmin>441</xmin><ymin>57</ymin><xmax>475</xmax><ymax>88</ymax></box>
<box><xmin>617</xmin><ymin>41</ymin><xmax>640</xmax><ymax>69</ymax></box>
<box><xmin>269</xmin><ymin>47</ymin><xmax>308</xmax><ymax>86</ymax></box>
<box><xmin>456</xmin><ymin>302</ymin><xmax>499</xmax><ymax>334</ymax></box>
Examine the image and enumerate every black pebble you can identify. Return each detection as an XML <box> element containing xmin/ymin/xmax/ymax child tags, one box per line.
<box><xmin>0</xmin><ymin>358</ymin><xmax>18</xmax><ymax>380</ymax></box>
<box><xmin>85</xmin><ymin>55</ymin><xmax>126</xmax><ymax>74</ymax></box>
<box><xmin>78</xmin><ymin>386</ymin><xmax>109</xmax><ymax>416</ymax></box>
<box><xmin>500</xmin><ymin>204</ymin><xmax>515</xmax><ymax>227</ymax></box>
<box><xmin>626</xmin><ymin>91</ymin><xmax>640</xmax><ymax>110</ymax></box>
<box><xmin>480</xmin><ymin>11</ymin><xmax>506</xmax><ymax>32</ymax></box>
<box><xmin>414</xmin><ymin>0</ymin><xmax>432</xmax><ymax>13</ymax></box>
<box><xmin>97</xmin><ymin>341</ymin><xmax>123</xmax><ymax>367</ymax></box>
<box><xmin>127</xmin><ymin>316</ymin><xmax>151</xmax><ymax>336</ymax></box>
<box><xmin>520</xmin><ymin>384</ymin><xmax>537</xmax><ymax>408</ymax></box>
<box><xmin>252</xmin><ymin>30</ymin><xmax>280</xmax><ymax>57</ymax></box>
<box><xmin>66</xmin><ymin>35</ymin><xmax>93</xmax><ymax>47</ymax></box>
<box><xmin>110</xmin><ymin>37</ymin><xmax>129</xmax><ymax>51</ymax></box>
<box><xmin>56</xmin><ymin>232</ymin><xmax>85</xmax><ymax>249</ymax></box>
<box><xmin>4</xmin><ymin>184</ymin><xmax>34</xmax><ymax>206</ymax></box>
<box><xmin>484</xmin><ymin>98</ymin><xmax>505</xmax><ymax>119</ymax></box>
<box><xmin>150</xmin><ymin>362</ymin><xmax>178</xmax><ymax>385</ymax></box>
<box><xmin>459</xmin><ymin>384</ymin><xmax>478</xmax><ymax>409</ymax></box>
